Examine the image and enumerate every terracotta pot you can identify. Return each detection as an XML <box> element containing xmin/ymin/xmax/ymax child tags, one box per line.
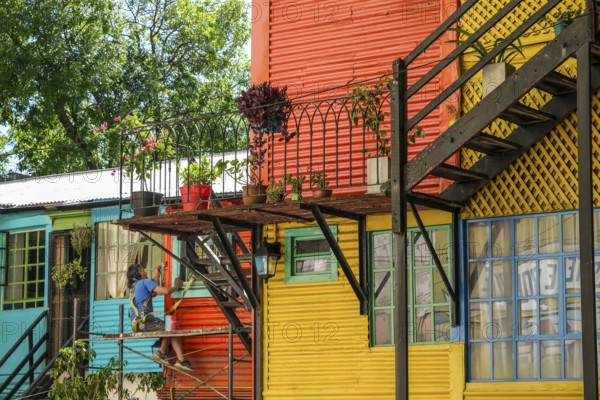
<box><xmin>242</xmin><ymin>184</ymin><xmax>267</xmax><ymax>205</ymax></box>
<box><xmin>180</xmin><ymin>185</ymin><xmax>212</xmax><ymax>211</ymax></box>
<box><xmin>131</xmin><ymin>191</ymin><xmax>163</xmax><ymax>217</ymax></box>
<box><xmin>312</xmin><ymin>188</ymin><xmax>332</xmax><ymax>199</ymax></box>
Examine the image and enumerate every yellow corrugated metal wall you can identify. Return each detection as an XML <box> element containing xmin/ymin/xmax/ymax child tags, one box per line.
<box><xmin>262</xmin><ymin>212</ymin><xmax>465</xmax><ymax>399</ymax></box>
<box><xmin>459</xmin><ymin>0</ymin><xmax>600</xmax><ymax>219</ymax></box>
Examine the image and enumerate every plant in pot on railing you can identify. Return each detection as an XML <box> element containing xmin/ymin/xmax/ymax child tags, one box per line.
<box><xmin>285</xmin><ymin>174</ymin><xmax>305</xmax><ymax>200</ymax></box>
<box><xmin>310</xmin><ymin>170</ymin><xmax>332</xmax><ymax>198</ymax></box>
<box><xmin>179</xmin><ymin>157</ymin><xmax>227</xmax><ymax>211</ymax></box>
<box><xmin>543</xmin><ymin>4</ymin><xmax>583</xmax><ymax>35</ymax></box>
<box><xmin>101</xmin><ymin>114</ymin><xmax>175</xmax><ymax>217</ymax></box>
<box><xmin>266</xmin><ymin>176</ymin><xmax>286</xmax><ymax>203</ymax></box>
<box><xmin>235</xmin><ymin>82</ymin><xmax>296</xmax><ymax>205</ymax></box>
<box><xmin>446</xmin><ymin>28</ymin><xmax>525</xmax><ymax>98</ymax></box>
<box><xmin>51</xmin><ymin>225</ymin><xmax>92</xmax><ymax>293</ymax></box>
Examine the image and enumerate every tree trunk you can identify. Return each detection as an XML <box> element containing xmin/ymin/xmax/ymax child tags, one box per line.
<box><xmin>57</xmin><ymin>108</ymin><xmax>98</xmax><ymax>170</ymax></box>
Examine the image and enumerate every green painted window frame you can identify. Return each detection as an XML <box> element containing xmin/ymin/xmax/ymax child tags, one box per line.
<box><xmin>171</xmin><ymin>237</ymin><xmax>219</xmax><ymax>298</ymax></box>
<box><xmin>284</xmin><ymin>226</ymin><xmax>338</xmax><ymax>284</ymax></box>
<box><xmin>3</xmin><ymin>230</ymin><xmax>46</xmax><ymax>310</ymax></box>
<box><xmin>370</xmin><ymin>225</ymin><xmax>452</xmax><ymax>346</ymax></box>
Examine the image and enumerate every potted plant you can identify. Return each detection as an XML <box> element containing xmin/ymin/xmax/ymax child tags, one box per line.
<box><xmin>179</xmin><ymin>157</ymin><xmax>227</xmax><ymax>211</ymax></box>
<box><xmin>543</xmin><ymin>4</ymin><xmax>583</xmax><ymax>35</ymax></box>
<box><xmin>51</xmin><ymin>225</ymin><xmax>92</xmax><ymax>291</ymax></box>
<box><xmin>100</xmin><ymin>114</ymin><xmax>175</xmax><ymax>217</ymax></box>
<box><xmin>447</xmin><ymin>28</ymin><xmax>525</xmax><ymax>98</ymax></box>
<box><xmin>310</xmin><ymin>170</ymin><xmax>332</xmax><ymax>198</ymax></box>
<box><xmin>285</xmin><ymin>174</ymin><xmax>305</xmax><ymax>200</ymax></box>
<box><xmin>235</xmin><ymin>82</ymin><xmax>296</xmax><ymax>205</ymax></box>
<box><xmin>266</xmin><ymin>176</ymin><xmax>286</xmax><ymax>203</ymax></box>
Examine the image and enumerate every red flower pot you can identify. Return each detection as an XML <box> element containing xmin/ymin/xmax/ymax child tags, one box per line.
<box><xmin>180</xmin><ymin>185</ymin><xmax>212</xmax><ymax>211</ymax></box>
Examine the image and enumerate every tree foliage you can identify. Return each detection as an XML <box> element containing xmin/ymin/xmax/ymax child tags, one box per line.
<box><xmin>0</xmin><ymin>0</ymin><xmax>249</xmax><ymax>175</ymax></box>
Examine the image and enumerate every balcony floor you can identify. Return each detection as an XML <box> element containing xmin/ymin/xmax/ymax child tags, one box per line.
<box><xmin>115</xmin><ymin>193</ymin><xmax>392</xmax><ymax>236</ymax></box>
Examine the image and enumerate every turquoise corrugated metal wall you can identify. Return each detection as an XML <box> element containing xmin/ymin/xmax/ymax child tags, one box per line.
<box><xmin>90</xmin><ymin>206</ymin><xmax>161</xmax><ymax>373</ymax></box>
<box><xmin>0</xmin><ymin>211</ymin><xmax>51</xmax><ymax>398</ymax></box>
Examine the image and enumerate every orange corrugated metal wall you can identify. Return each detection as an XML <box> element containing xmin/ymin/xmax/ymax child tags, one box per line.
<box><xmin>268</xmin><ymin>0</ymin><xmax>450</xmax><ymax>195</ymax></box>
<box><xmin>158</xmin><ymin>230</ymin><xmax>253</xmax><ymax>399</ymax></box>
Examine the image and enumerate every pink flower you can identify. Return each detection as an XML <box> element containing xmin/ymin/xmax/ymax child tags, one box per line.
<box><xmin>101</xmin><ymin>122</ymin><xmax>108</xmax><ymax>131</ymax></box>
<box><xmin>140</xmin><ymin>147</ymin><xmax>147</xmax><ymax>154</ymax></box>
<box><xmin>157</xmin><ymin>139</ymin><xmax>162</xmax><ymax>144</ymax></box>
<box><xmin>124</xmin><ymin>155</ymin><xmax>130</xmax><ymax>160</ymax></box>
<box><xmin>93</xmin><ymin>126</ymin><xmax>99</xmax><ymax>133</ymax></box>
<box><xmin>144</xmin><ymin>138</ymin><xmax>150</xmax><ymax>143</ymax></box>
<box><xmin>114</xmin><ymin>116</ymin><xmax>121</xmax><ymax>122</ymax></box>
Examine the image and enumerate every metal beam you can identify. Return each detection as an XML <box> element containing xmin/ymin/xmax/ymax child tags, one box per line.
<box><xmin>254</xmin><ymin>207</ymin><xmax>314</xmax><ymax>222</ymax></box>
<box><xmin>358</xmin><ymin>216</ymin><xmax>368</xmax><ymax>315</ymax></box>
<box><xmin>210</xmin><ymin>216</ymin><xmax>259</xmax><ymax>310</ymax></box>
<box><xmin>299</xmin><ymin>202</ymin><xmax>363</xmax><ymax>221</ymax></box>
<box><xmin>577</xmin><ymin>40</ymin><xmax>598</xmax><ymax>400</ymax></box>
<box><xmin>252</xmin><ymin>224</ymin><xmax>263</xmax><ymax>400</ymax></box>
<box><xmin>197</xmin><ymin>214</ymin><xmax>257</xmax><ymax>230</ymax></box>
<box><xmin>308</xmin><ymin>204</ymin><xmax>368</xmax><ymax>314</ymax></box>
<box><xmin>391</xmin><ymin>57</ymin><xmax>408</xmax><ymax>400</ymax></box>
<box><xmin>192</xmin><ymin>236</ymin><xmax>251</xmax><ymax>309</ymax></box>
<box><xmin>409</xmin><ymin>202</ymin><xmax>457</xmax><ymax>306</ymax></box>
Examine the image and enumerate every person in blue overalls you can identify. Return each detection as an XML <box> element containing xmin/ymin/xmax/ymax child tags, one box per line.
<box><xmin>127</xmin><ymin>263</ymin><xmax>195</xmax><ymax>372</ymax></box>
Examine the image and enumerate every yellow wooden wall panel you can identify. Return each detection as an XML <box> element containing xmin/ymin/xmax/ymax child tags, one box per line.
<box><xmin>464</xmin><ymin>381</ymin><xmax>587</xmax><ymax>399</ymax></box>
<box><xmin>262</xmin><ymin>217</ymin><xmax>458</xmax><ymax>399</ymax></box>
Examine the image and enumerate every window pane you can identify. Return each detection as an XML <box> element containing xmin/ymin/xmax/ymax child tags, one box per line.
<box><xmin>470</xmin><ymin>302</ymin><xmax>490</xmax><ymax>340</ymax></box>
<box><xmin>414</xmin><ymin>269</ymin><xmax>431</xmax><ymax>304</ymax></box>
<box><xmin>374</xmin><ymin>271</ymin><xmax>392</xmax><ymax>306</ymax></box>
<box><xmin>469</xmin><ymin>222</ymin><xmax>489</xmax><ymax>259</ymax></box>
<box><xmin>540</xmin><ymin>340</ymin><xmax>562</xmax><ymax>378</ymax></box>
<box><xmin>565</xmin><ymin>257</ymin><xmax>580</xmax><ymax>293</ymax></box>
<box><xmin>413</xmin><ymin>232</ymin><xmax>429</xmax><ymax>266</ymax></box>
<box><xmin>296</xmin><ymin>238</ymin><xmax>330</xmax><ymax>254</ymax></box>
<box><xmin>434</xmin><ymin>306</ymin><xmax>450</xmax><ymax>341</ymax></box>
<box><xmin>562</xmin><ymin>213</ymin><xmax>579</xmax><ymax>253</ymax></box>
<box><xmin>566</xmin><ymin>297</ymin><xmax>582</xmax><ymax>334</ymax></box>
<box><xmin>492</xmin><ymin>301</ymin><xmax>513</xmax><ymax>339</ymax></box>
<box><xmin>565</xmin><ymin>339</ymin><xmax>583</xmax><ymax>378</ymax></box>
<box><xmin>471</xmin><ymin>343</ymin><xmax>491</xmax><ymax>380</ymax></box>
<box><xmin>519</xmin><ymin>299</ymin><xmax>538</xmax><ymax>336</ymax></box>
<box><xmin>470</xmin><ymin>262</ymin><xmax>489</xmax><ymax>299</ymax></box>
<box><xmin>539</xmin><ymin>215</ymin><xmax>559</xmax><ymax>254</ymax></box>
<box><xmin>540</xmin><ymin>298</ymin><xmax>559</xmax><ymax>335</ymax></box>
<box><xmin>515</xmin><ymin>217</ymin><xmax>535</xmax><ymax>256</ymax></box>
<box><xmin>296</xmin><ymin>258</ymin><xmax>332</xmax><ymax>273</ymax></box>
<box><xmin>517</xmin><ymin>342</ymin><xmax>538</xmax><ymax>379</ymax></box>
<box><xmin>432</xmin><ymin>229</ymin><xmax>449</xmax><ymax>263</ymax></box>
<box><xmin>492</xmin><ymin>261</ymin><xmax>512</xmax><ymax>298</ymax></box>
<box><xmin>539</xmin><ymin>259</ymin><xmax>559</xmax><ymax>295</ymax></box>
<box><xmin>518</xmin><ymin>261</ymin><xmax>537</xmax><ymax>296</ymax></box>
<box><xmin>415</xmin><ymin>307</ymin><xmax>432</xmax><ymax>342</ymax></box>
<box><xmin>491</xmin><ymin>219</ymin><xmax>511</xmax><ymax>257</ymax></box>
<box><xmin>433</xmin><ymin>268</ymin><xmax>450</xmax><ymax>303</ymax></box>
<box><xmin>374</xmin><ymin>310</ymin><xmax>392</xmax><ymax>345</ymax></box>
<box><xmin>493</xmin><ymin>341</ymin><xmax>514</xmax><ymax>379</ymax></box>
<box><xmin>372</xmin><ymin>233</ymin><xmax>391</xmax><ymax>270</ymax></box>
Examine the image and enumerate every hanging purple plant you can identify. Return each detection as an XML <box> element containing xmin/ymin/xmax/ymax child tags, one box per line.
<box><xmin>236</xmin><ymin>82</ymin><xmax>296</xmax><ymax>142</ymax></box>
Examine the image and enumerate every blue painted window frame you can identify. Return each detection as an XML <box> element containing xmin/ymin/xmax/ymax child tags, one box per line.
<box><xmin>466</xmin><ymin>210</ymin><xmax>600</xmax><ymax>381</ymax></box>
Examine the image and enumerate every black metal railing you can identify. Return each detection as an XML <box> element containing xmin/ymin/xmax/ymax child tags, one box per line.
<box><xmin>0</xmin><ymin>310</ymin><xmax>49</xmax><ymax>399</ymax></box>
<box><xmin>115</xmin><ymin>93</ymin><xmax>392</xmax><ymax>214</ymax></box>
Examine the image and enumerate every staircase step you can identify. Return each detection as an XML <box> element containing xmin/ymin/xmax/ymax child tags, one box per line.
<box><xmin>535</xmin><ymin>71</ymin><xmax>577</xmax><ymax>96</ymax></box>
<box><xmin>465</xmin><ymin>133</ymin><xmax>521</xmax><ymax>154</ymax></box>
<box><xmin>193</xmin><ymin>253</ymin><xmax>252</xmax><ymax>267</ymax></box>
<box><xmin>203</xmin><ymin>268</ymin><xmax>252</xmax><ymax>286</ymax></box>
<box><xmin>500</xmin><ymin>103</ymin><xmax>555</xmax><ymax>126</ymax></box>
<box><xmin>220</xmin><ymin>300</ymin><xmax>244</xmax><ymax>308</ymax></box>
<box><xmin>431</xmin><ymin>163</ymin><xmax>488</xmax><ymax>183</ymax></box>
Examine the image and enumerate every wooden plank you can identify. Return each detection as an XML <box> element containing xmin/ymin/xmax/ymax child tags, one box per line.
<box><xmin>99</xmin><ymin>327</ymin><xmax>239</xmax><ymax>340</ymax></box>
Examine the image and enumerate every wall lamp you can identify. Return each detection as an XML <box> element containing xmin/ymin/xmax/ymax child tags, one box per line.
<box><xmin>254</xmin><ymin>240</ymin><xmax>281</xmax><ymax>282</ymax></box>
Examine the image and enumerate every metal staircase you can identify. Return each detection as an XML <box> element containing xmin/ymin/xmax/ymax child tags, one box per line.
<box><xmin>391</xmin><ymin>1</ymin><xmax>600</xmax><ymax>399</ymax></box>
<box><xmin>405</xmin><ymin>17</ymin><xmax>600</xmax><ymax>209</ymax></box>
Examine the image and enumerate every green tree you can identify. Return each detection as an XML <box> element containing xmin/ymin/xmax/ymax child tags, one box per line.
<box><xmin>0</xmin><ymin>0</ymin><xmax>249</xmax><ymax>175</ymax></box>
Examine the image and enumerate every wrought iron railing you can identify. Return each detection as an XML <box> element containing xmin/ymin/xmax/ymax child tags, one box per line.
<box><xmin>115</xmin><ymin>92</ymin><xmax>392</xmax><ymax>213</ymax></box>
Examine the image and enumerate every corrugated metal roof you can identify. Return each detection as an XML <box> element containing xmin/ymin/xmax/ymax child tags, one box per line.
<box><xmin>0</xmin><ymin>152</ymin><xmax>244</xmax><ymax>209</ymax></box>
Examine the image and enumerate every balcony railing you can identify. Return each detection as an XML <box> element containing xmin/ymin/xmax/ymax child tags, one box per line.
<box><xmin>115</xmin><ymin>91</ymin><xmax>392</xmax><ymax>213</ymax></box>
